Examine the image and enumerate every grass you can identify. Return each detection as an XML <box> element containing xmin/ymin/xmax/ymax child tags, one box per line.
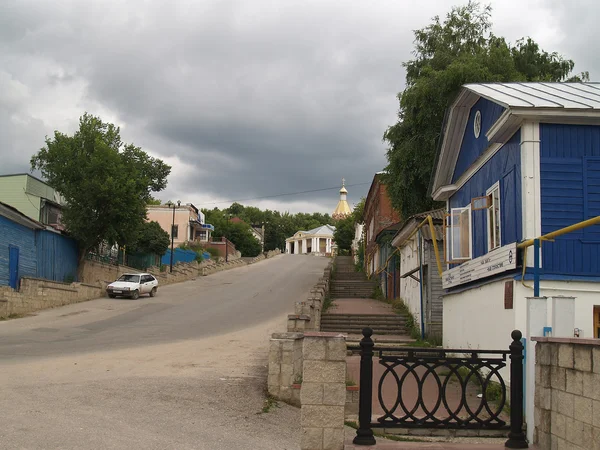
<box><xmin>0</xmin><ymin>313</ymin><xmax>31</xmax><ymax>321</ymax></box>
<box><xmin>322</xmin><ymin>294</ymin><xmax>334</xmax><ymax>313</ymax></box>
<box><xmin>259</xmin><ymin>394</ymin><xmax>279</xmax><ymax>414</ymax></box>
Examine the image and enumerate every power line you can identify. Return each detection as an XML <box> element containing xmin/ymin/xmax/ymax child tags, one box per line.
<box><xmin>201</xmin><ymin>182</ymin><xmax>372</xmax><ymax>205</ymax></box>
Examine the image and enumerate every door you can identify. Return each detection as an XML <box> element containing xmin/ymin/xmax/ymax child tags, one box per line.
<box><xmin>9</xmin><ymin>246</ymin><xmax>19</xmax><ymax>289</ymax></box>
<box><xmin>594</xmin><ymin>306</ymin><xmax>600</xmax><ymax>339</ymax></box>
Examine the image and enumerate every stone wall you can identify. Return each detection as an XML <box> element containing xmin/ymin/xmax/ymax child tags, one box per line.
<box><xmin>268</xmin><ymin>332</ymin><xmax>305</xmax><ymax>406</ymax></box>
<box><xmin>1</xmin><ymin>257</ymin><xmax>250</xmax><ymax>319</ymax></box>
<box><xmin>0</xmin><ymin>277</ymin><xmax>103</xmax><ymax>318</ymax></box>
<box><xmin>248</xmin><ymin>248</ymin><xmax>282</xmax><ymax>264</ymax></box>
<box><xmin>301</xmin><ymin>331</ymin><xmax>347</xmax><ymax>450</ymax></box>
<box><xmin>288</xmin><ymin>260</ymin><xmax>332</xmax><ymax>333</ymax></box>
<box><xmin>533</xmin><ymin>337</ymin><xmax>600</xmax><ymax>449</ymax></box>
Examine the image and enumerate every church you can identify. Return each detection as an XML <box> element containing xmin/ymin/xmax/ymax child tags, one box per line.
<box><xmin>285</xmin><ymin>179</ymin><xmax>352</xmax><ymax>256</ymax></box>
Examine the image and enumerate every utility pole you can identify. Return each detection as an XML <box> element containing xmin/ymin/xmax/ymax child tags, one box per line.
<box><xmin>167</xmin><ymin>200</ymin><xmax>181</xmax><ymax>272</ymax></box>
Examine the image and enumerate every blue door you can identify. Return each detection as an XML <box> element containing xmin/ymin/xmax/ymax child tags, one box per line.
<box><xmin>9</xmin><ymin>246</ymin><xmax>19</xmax><ymax>289</ymax></box>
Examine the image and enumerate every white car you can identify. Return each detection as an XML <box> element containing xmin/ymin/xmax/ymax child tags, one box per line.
<box><xmin>106</xmin><ymin>273</ymin><xmax>158</xmax><ymax>299</ymax></box>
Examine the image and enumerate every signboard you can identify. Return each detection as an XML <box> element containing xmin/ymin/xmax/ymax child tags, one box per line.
<box><xmin>442</xmin><ymin>243</ymin><xmax>517</xmax><ymax>289</ymax></box>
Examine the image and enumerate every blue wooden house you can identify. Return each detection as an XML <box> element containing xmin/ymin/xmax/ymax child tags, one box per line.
<box><xmin>430</xmin><ymin>82</ymin><xmax>600</xmax><ymax>349</ymax></box>
<box><xmin>0</xmin><ymin>201</ymin><xmax>79</xmax><ymax>288</ymax></box>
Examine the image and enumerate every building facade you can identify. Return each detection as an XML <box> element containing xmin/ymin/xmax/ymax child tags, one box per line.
<box><xmin>391</xmin><ymin>209</ymin><xmax>445</xmax><ymax>339</ymax></box>
<box><xmin>147</xmin><ymin>203</ymin><xmax>214</xmax><ymax>246</ymax></box>
<box><xmin>285</xmin><ymin>225</ymin><xmax>336</xmax><ymax>256</ymax></box>
<box><xmin>363</xmin><ymin>173</ymin><xmax>402</xmax><ymax>277</ymax></box>
<box><xmin>0</xmin><ymin>201</ymin><xmax>78</xmax><ymax>288</ymax></box>
<box><xmin>0</xmin><ymin>174</ymin><xmax>65</xmax><ymax>230</ymax></box>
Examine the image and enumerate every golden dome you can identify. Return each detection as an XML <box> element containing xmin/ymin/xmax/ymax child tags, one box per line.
<box><xmin>332</xmin><ymin>178</ymin><xmax>351</xmax><ymax>220</ymax></box>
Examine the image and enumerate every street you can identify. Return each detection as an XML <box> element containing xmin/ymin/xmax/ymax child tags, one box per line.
<box><xmin>0</xmin><ymin>255</ymin><xmax>329</xmax><ymax>450</ymax></box>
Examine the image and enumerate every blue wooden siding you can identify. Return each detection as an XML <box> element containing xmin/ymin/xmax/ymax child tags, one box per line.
<box><xmin>452</xmin><ymin>97</ymin><xmax>506</xmax><ymax>183</ymax></box>
<box><xmin>36</xmin><ymin>230</ymin><xmax>79</xmax><ymax>282</ymax></box>
<box><xmin>449</xmin><ymin>131</ymin><xmax>522</xmax><ymax>260</ymax></box>
<box><xmin>0</xmin><ymin>215</ymin><xmax>38</xmax><ymax>286</ymax></box>
<box><xmin>540</xmin><ymin>123</ymin><xmax>600</xmax><ymax>276</ymax></box>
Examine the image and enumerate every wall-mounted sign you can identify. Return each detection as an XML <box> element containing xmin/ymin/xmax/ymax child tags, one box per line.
<box><xmin>442</xmin><ymin>242</ymin><xmax>517</xmax><ymax>289</ymax></box>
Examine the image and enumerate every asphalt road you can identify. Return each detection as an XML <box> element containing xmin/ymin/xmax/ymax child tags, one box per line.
<box><xmin>0</xmin><ymin>254</ymin><xmax>329</xmax><ymax>450</ymax></box>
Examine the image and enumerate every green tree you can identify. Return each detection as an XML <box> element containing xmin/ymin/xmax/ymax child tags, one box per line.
<box><xmin>384</xmin><ymin>1</ymin><xmax>588</xmax><ymax>218</ymax></box>
<box><xmin>147</xmin><ymin>197</ymin><xmax>162</xmax><ymax>205</ymax></box>
<box><xmin>333</xmin><ymin>215</ymin><xmax>355</xmax><ymax>252</ymax></box>
<box><xmin>131</xmin><ymin>221</ymin><xmax>170</xmax><ymax>255</ymax></box>
<box><xmin>31</xmin><ymin>113</ymin><xmax>171</xmax><ymax>275</ymax></box>
<box><xmin>352</xmin><ymin>198</ymin><xmax>366</xmax><ymax>224</ymax></box>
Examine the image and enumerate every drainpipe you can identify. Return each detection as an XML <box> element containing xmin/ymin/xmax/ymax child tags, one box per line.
<box><xmin>534</xmin><ymin>239</ymin><xmax>540</xmax><ymax>297</ymax></box>
<box><xmin>418</xmin><ymin>229</ymin><xmax>425</xmax><ymax>340</ymax></box>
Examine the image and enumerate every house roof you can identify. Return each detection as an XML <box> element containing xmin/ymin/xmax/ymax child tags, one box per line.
<box><xmin>431</xmin><ymin>82</ymin><xmax>600</xmax><ymax>201</ymax></box>
<box><xmin>0</xmin><ymin>201</ymin><xmax>45</xmax><ymax>230</ymax></box>
<box><xmin>391</xmin><ymin>208</ymin><xmax>445</xmax><ymax>248</ymax></box>
<box><xmin>465</xmin><ymin>82</ymin><xmax>600</xmax><ymax>109</ymax></box>
<box><xmin>287</xmin><ymin>224</ymin><xmax>335</xmax><ymax>241</ymax></box>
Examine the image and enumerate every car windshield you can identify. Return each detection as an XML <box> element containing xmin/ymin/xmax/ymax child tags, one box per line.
<box><xmin>117</xmin><ymin>274</ymin><xmax>140</xmax><ymax>283</ymax></box>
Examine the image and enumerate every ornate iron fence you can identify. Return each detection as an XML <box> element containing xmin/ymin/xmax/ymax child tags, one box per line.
<box><xmin>352</xmin><ymin>328</ymin><xmax>528</xmax><ymax>448</ymax></box>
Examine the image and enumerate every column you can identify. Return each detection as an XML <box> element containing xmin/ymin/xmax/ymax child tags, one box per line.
<box><xmin>301</xmin><ymin>332</ymin><xmax>347</xmax><ymax>450</ymax></box>
<box><xmin>312</xmin><ymin>237</ymin><xmax>317</xmax><ymax>254</ymax></box>
<box><xmin>286</xmin><ymin>242</ymin><xmax>290</xmax><ymax>254</ymax></box>
<box><xmin>302</xmin><ymin>239</ymin><xmax>307</xmax><ymax>254</ymax></box>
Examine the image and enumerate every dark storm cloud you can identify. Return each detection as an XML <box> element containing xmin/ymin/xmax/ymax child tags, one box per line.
<box><xmin>0</xmin><ymin>0</ymin><xmax>598</xmax><ymax>213</ymax></box>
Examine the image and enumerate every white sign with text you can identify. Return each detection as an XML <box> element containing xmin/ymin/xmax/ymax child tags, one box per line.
<box><xmin>442</xmin><ymin>243</ymin><xmax>517</xmax><ymax>289</ymax></box>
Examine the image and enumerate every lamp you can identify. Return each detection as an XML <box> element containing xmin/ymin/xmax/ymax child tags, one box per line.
<box><xmin>166</xmin><ymin>200</ymin><xmax>181</xmax><ymax>272</ymax></box>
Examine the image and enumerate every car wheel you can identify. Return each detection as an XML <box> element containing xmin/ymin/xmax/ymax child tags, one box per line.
<box><xmin>130</xmin><ymin>290</ymin><xmax>139</xmax><ymax>300</ymax></box>
<box><xmin>149</xmin><ymin>287</ymin><xmax>157</xmax><ymax>297</ymax></box>
<box><xmin>108</xmin><ymin>294</ymin><xmax>116</xmax><ymax>299</ymax></box>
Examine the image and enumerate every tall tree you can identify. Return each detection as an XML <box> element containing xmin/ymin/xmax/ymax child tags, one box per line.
<box><xmin>384</xmin><ymin>1</ymin><xmax>588</xmax><ymax>218</ymax></box>
<box><xmin>333</xmin><ymin>216</ymin><xmax>354</xmax><ymax>252</ymax></box>
<box><xmin>31</xmin><ymin>113</ymin><xmax>171</xmax><ymax>274</ymax></box>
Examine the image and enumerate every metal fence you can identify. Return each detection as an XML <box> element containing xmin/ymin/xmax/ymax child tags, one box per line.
<box><xmin>352</xmin><ymin>328</ymin><xmax>528</xmax><ymax>448</ymax></box>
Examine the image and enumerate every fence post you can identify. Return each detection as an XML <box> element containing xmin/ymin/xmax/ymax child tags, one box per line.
<box><xmin>505</xmin><ymin>329</ymin><xmax>529</xmax><ymax>448</ymax></box>
<box><xmin>353</xmin><ymin>327</ymin><xmax>376</xmax><ymax>446</ymax></box>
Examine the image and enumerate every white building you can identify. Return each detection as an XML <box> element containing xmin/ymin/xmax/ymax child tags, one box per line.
<box><xmin>285</xmin><ymin>225</ymin><xmax>336</xmax><ymax>256</ymax></box>
<box><xmin>351</xmin><ymin>222</ymin><xmax>364</xmax><ymax>264</ymax></box>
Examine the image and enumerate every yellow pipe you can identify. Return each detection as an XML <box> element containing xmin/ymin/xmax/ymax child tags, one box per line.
<box><xmin>392</xmin><ymin>215</ymin><xmax>444</xmax><ymax>277</ymax></box>
<box><xmin>518</xmin><ymin>216</ymin><xmax>600</xmax><ymax>249</ymax></box>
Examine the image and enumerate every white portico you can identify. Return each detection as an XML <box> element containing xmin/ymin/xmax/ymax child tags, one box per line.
<box><xmin>285</xmin><ymin>225</ymin><xmax>335</xmax><ymax>256</ymax></box>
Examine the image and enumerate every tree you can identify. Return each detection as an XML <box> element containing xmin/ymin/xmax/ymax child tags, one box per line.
<box><xmin>384</xmin><ymin>1</ymin><xmax>588</xmax><ymax>218</ymax></box>
<box><xmin>130</xmin><ymin>221</ymin><xmax>170</xmax><ymax>255</ymax></box>
<box><xmin>147</xmin><ymin>197</ymin><xmax>162</xmax><ymax>205</ymax></box>
<box><xmin>352</xmin><ymin>197</ymin><xmax>366</xmax><ymax>224</ymax></box>
<box><xmin>31</xmin><ymin>113</ymin><xmax>171</xmax><ymax>275</ymax></box>
<box><xmin>333</xmin><ymin>215</ymin><xmax>355</xmax><ymax>252</ymax></box>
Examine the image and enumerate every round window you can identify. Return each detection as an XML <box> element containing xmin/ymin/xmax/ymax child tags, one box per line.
<box><xmin>474</xmin><ymin>110</ymin><xmax>482</xmax><ymax>138</ymax></box>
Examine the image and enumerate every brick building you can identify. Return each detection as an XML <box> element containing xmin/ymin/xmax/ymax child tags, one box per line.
<box><xmin>363</xmin><ymin>172</ymin><xmax>402</xmax><ymax>295</ymax></box>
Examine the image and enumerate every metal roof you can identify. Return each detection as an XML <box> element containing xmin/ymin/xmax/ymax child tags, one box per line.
<box><xmin>0</xmin><ymin>201</ymin><xmax>45</xmax><ymax>230</ymax></box>
<box><xmin>464</xmin><ymin>82</ymin><xmax>600</xmax><ymax>109</ymax></box>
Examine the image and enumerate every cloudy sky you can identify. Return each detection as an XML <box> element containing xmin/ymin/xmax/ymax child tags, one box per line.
<box><xmin>1</xmin><ymin>0</ymin><xmax>596</xmax><ymax>214</ymax></box>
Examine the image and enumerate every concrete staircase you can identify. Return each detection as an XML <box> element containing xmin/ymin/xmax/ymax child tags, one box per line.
<box><xmin>320</xmin><ymin>313</ymin><xmax>406</xmax><ymax>335</ymax></box>
<box><xmin>320</xmin><ymin>256</ymin><xmax>412</xmax><ymax>343</ymax></box>
<box><xmin>331</xmin><ymin>256</ymin><xmax>376</xmax><ymax>299</ymax></box>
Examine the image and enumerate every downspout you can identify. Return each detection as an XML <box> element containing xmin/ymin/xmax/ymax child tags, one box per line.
<box><xmin>418</xmin><ymin>229</ymin><xmax>425</xmax><ymax>340</ymax></box>
<box><xmin>534</xmin><ymin>239</ymin><xmax>540</xmax><ymax>297</ymax></box>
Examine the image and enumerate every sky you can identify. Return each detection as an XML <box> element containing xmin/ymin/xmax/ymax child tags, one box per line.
<box><xmin>1</xmin><ymin>0</ymin><xmax>597</xmax><ymax>215</ymax></box>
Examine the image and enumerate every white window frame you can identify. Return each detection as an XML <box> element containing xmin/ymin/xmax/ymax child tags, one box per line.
<box><xmin>449</xmin><ymin>205</ymin><xmax>472</xmax><ymax>262</ymax></box>
<box><xmin>486</xmin><ymin>181</ymin><xmax>501</xmax><ymax>252</ymax></box>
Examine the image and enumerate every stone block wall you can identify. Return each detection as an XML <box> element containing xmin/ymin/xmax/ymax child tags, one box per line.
<box><xmin>268</xmin><ymin>332</ymin><xmax>304</xmax><ymax>405</ymax></box>
<box><xmin>287</xmin><ymin>261</ymin><xmax>332</xmax><ymax>333</ymax></box>
<box><xmin>0</xmin><ymin>277</ymin><xmax>103</xmax><ymax>318</ymax></box>
<box><xmin>533</xmin><ymin>337</ymin><xmax>600</xmax><ymax>450</ymax></box>
<box><xmin>300</xmin><ymin>332</ymin><xmax>347</xmax><ymax>450</ymax></box>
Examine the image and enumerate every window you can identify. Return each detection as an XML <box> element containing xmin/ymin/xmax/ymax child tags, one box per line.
<box><xmin>446</xmin><ymin>206</ymin><xmax>471</xmax><ymax>262</ymax></box>
<box><xmin>595</xmin><ymin>307</ymin><xmax>600</xmax><ymax>339</ymax></box>
<box><xmin>172</xmin><ymin>225</ymin><xmax>178</xmax><ymax>239</ymax></box>
<box><xmin>486</xmin><ymin>182</ymin><xmax>501</xmax><ymax>251</ymax></box>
